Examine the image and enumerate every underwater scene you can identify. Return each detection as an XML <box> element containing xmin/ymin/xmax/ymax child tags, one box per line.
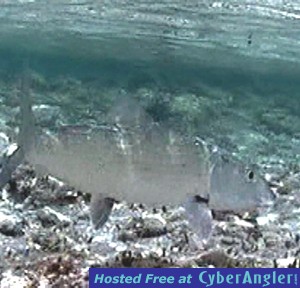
<box><xmin>0</xmin><ymin>0</ymin><xmax>300</xmax><ymax>286</ymax></box>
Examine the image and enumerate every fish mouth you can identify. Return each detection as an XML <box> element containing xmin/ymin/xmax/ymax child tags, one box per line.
<box><xmin>257</xmin><ymin>187</ymin><xmax>277</xmax><ymax>212</ymax></box>
<box><xmin>263</xmin><ymin>185</ymin><xmax>277</xmax><ymax>202</ymax></box>
<box><xmin>261</xmin><ymin>198</ymin><xmax>276</xmax><ymax>208</ymax></box>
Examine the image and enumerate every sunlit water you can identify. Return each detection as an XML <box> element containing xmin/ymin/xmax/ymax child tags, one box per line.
<box><xmin>0</xmin><ymin>1</ymin><xmax>299</xmax><ymax>234</ymax></box>
<box><xmin>0</xmin><ymin>0</ymin><xmax>299</xmax><ymax>91</ymax></box>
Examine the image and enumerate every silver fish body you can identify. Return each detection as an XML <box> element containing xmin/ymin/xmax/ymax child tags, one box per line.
<box><xmin>27</xmin><ymin>129</ymin><xmax>210</xmax><ymax>205</ymax></box>
<box><xmin>14</xmin><ymin>85</ymin><xmax>275</xmax><ymax>243</ymax></box>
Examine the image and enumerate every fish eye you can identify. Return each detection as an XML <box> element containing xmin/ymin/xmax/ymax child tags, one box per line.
<box><xmin>247</xmin><ymin>170</ymin><xmax>255</xmax><ymax>181</ymax></box>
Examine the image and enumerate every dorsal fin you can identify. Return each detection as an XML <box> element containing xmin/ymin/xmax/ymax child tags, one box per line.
<box><xmin>18</xmin><ymin>64</ymin><xmax>36</xmax><ymax>155</ymax></box>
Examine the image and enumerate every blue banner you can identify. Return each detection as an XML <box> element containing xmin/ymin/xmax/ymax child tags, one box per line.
<box><xmin>89</xmin><ymin>268</ymin><xmax>299</xmax><ymax>288</ymax></box>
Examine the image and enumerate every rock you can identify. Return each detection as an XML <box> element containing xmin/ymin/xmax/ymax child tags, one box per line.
<box><xmin>118</xmin><ymin>231</ymin><xmax>136</xmax><ymax>242</ymax></box>
<box><xmin>195</xmin><ymin>250</ymin><xmax>238</xmax><ymax>268</ymax></box>
<box><xmin>0</xmin><ymin>212</ymin><xmax>24</xmax><ymax>237</ymax></box>
<box><xmin>282</xmin><ymin>173</ymin><xmax>300</xmax><ymax>192</ymax></box>
<box><xmin>275</xmin><ymin>257</ymin><xmax>300</xmax><ymax>268</ymax></box>
<box><xmin>37</xmin><ymin>209</ymin><xmax>60</xmax><ymax>228</ymax></box>
<box><xmin>0</xmin><ymin>132</ymin><xmax>10</xmax><ymax>154</ymax></box>
<box><xmin>263</xmin><ymin>232</ymin><xmax>280</xmax><ymax>248</ymax></box>
<box><xmin>32</xmin><ymin>104</ymin><xmax>61</xmax><ymax>127</ymax></box>
<box><xmin>136</xmin><ymin>216</ymin><xmax>167</xmax><ymax>238</ymax></box>
<box><xmin>256</xmin><ymin>213</ymin><xmax>278</xmax><ymax>226</ymax></box>
<box><xmin>221</xmin><ymin>236</ymin><xmax>236</xmax><ymax>245</ymax></box>
<box><xmin>121</xmin><ymin>215</ymin><xmax>167</xmax><ymax>239</ymax></box>
<box><xmin>37</xmin><ymin>207</ymin><xmax>71</xmax><ymax>228</ymax></box>
<box><xmin>1</xmin><ymin>270</ymin><xmax>29</xmax><ymax>288</ymax></box>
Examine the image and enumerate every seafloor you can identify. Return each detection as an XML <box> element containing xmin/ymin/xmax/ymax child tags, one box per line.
<box><xmin>0</xmin><ymin>72</ymin><xmax>299</xmax><ymax>287</ymax></box>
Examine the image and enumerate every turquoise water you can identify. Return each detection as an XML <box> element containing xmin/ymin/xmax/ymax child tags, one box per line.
<box><xmin>0</xmin><ymin>1</ymin><xmax>300</xmax><ymax>266</ymax></box>
<box><xmin>0</xmin><ymin>0</ymin><xmax>299</xmax><ymax>167</ymax></box>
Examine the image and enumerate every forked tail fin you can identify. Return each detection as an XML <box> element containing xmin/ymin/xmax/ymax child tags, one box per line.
<box><xmin>0</xmin><ymin>66</ymin><xmax>35</xmax><ymax>189</ymax></box>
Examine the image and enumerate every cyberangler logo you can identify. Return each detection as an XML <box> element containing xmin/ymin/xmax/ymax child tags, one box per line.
<box><xmin>198</xmin><ymin>270</ymin><xmax>298</xmax><ymax>287</ymax></box>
